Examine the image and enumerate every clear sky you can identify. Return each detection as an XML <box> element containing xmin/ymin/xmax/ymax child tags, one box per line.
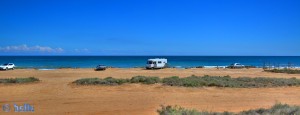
<box><xmin>0</xmin><ymin>0</ymin><xmax>299</xmax><ymax>56</ymax></box>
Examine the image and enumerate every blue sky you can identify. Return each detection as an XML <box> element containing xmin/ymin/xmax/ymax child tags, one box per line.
<box><xmin>0</xmin><ymin>0</ymin><xmax>299</xmax><ymax>56</ymax></box>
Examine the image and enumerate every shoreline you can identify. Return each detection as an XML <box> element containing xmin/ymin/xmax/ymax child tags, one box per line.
<box><xmin>13</xmin><ymin>66</ymin><xmax>300</xmax><ymax>70</ymax></box>
<box><xmin>2</xmin><ymin>68</ymin><xmax>300</xmax><ymax>78</ymax></box>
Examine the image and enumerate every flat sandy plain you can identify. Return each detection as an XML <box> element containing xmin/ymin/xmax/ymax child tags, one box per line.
<box><xmin>1</xmin><ymin>68</ymin><xmax>300</xmax><ymax>115</ymax></box>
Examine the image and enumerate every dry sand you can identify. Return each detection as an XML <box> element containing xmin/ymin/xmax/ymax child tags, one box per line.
<box><xmin>1</xmin><ymin>68</ymin><xmax>300</xmax><ymax>115</ymax></box>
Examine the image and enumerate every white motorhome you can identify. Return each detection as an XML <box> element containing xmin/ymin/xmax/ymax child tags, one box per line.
<box><xmin>146</xmin><ymin>58</ymin><xmax>168</xmax><ymax>69</ymax></box>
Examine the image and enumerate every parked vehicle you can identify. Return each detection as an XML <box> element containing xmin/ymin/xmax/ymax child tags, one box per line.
<box><xmin>146</xmin><ymin>58</ymin><xmax>168</xmax><ymax>69</ymax></box>
<box><xmin>95</xmin><ymin>65</ymin><xmax>107</xmax><ymax>71</ymax></box>
<box><xmin>227</xmin><ymin>63</ymin><xmax>245</xmax><ymax>68</ymax></box>
<box><xmin>0</xmin><ymin>63</ymin><xmax>15</xmax><ymax>70</ymax></box>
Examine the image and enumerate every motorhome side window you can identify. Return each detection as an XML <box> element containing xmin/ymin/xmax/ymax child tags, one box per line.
<box><xmin>158</xmin><ymin>61</ymin><xmax>162</xmax><ymax>64</ymax></box>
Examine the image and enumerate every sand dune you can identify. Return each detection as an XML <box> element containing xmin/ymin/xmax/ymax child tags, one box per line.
<box><xmin>1</xmin><ymin>68</ymin><xmax>300</xmax><ymax>114</ymax></box>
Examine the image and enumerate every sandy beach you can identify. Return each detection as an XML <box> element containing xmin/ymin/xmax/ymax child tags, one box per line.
<box><xmin>1</xmin><ymin>68</ymin><xmax>300</xmax><ymax>115</ymax></box>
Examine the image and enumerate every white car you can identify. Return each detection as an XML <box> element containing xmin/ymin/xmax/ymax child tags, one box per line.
<box><xmin>228</xmin><ymin>63</ymin><xmax>245</xmax><ymax>68</ymax></box>
<box><xmin>0</xmin><ymin>63</ymin><xmax>15</xmax><ymax>70</ymax></box>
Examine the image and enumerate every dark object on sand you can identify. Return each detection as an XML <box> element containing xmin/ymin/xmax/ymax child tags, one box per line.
<box><xmin>95</xmin><ymin>65</ymin><xmax>107</xmax><ymax>71</ymax></box>
<box><xmin>227</xmin><ymin>63</ymin><xmax>245</xmax><ymax>69</ymax></box>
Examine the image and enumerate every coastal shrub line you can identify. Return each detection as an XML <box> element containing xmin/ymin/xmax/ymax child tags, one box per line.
<box><xmin>130</xmin><ymin>76</ymin><xmax>160</xmax><ymax>84</ymax></box>
<box><xmin>157</xmin><ymin>103</ymin><xmax>300</xmax><ymax>115</ymax></box>
<box><xmin>0</xmin><ymin>77</ymin><xmax>39</xmax><ymax>84</ymax></box>
<box><xmin>162</xmin><ymin>75</ymin><xmax>300</xmax><ymax>88</ymax></box>
<box><xmin>73</xmin><ymin>75</ymin><xmax>300</xmax><ymax>88</ymax></box>
<box><xmin>264</xmin><ymin>68</ymin><xmax>300</xmax><ymax>74</ymax></box>
<box><xmin>73</xmin><ymin>77</ymin><xmax>129</xmax><ymax>85</ymax></box>
<box><xmin>73</xmin><ymin>76</ymin><xmax>160</xmax><ymax>85</ymax></box>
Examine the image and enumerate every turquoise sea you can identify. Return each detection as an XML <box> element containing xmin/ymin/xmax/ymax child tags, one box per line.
<box><xmin>0</xmin><ymin>56</ymin><xmax>299</xmax><ymax>68</ymax></box>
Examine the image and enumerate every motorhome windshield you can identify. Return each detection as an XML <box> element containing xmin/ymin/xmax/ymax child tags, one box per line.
<box><xmin>147</xmin><ymin>61</ymin><xmax>153</xmax><ymax>64</ymax></box>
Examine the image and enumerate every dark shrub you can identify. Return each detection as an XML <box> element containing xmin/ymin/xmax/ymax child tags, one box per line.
<box><xmin>157</xmin><ymin>105</ymin><xmax>201</xmax><ymax>115</ymax></box>
<box><xmin>237</xmin><ymin>77</ymin><xmax>300</xmax><ymax>88</ymax></box>
<box><xmin>162</xmin><ymin>76</ymin><xmax>182</xmax><ymax>86</ymax></box>
<box><xmin>265</xmin><ymin>69</ymin><xmax>300</xmax><ymax>74</ymax></box>
<box><xmin>163</xmin><ymin>76</ymin><xmax>237</xmax><ymax>87</ymax></box>
<box><xmin>15</xmin><ymin>77</ymin><xmax>40</xmax><ymax>83</ymax></box>
<box><xmin>74</xmin><ymin>75</ymin><xmax>300</xmax><ymax>88</ymax></box>
<box><xmin>73</xmin><ymin>77</ymin><xmax>129</xmax><ymax>85</ymax></box>
<box><xmin>240</xmin><ymin>103</ymin><xmax>300</xmax><ymax>115</ymax></box>
<box><xmin>73</xmin><ymin>78</ymin><xmax>101</xmax><ymax>85</ymax></box>
<box><xmin>158</xmin><ymin>103</ymin><xmax>300</xmax><ymax>115</ymax></box>
<box><xmin>103</xmin><ymin>77</ymin><xmax>130</xmax><ymax>85</ymax></box>
<box><xmin>130</xmin><ymin>76</ymin><xmax>147</xmax><ymax>83</ymax></box>
<box><xmin>130</xmin><ymin>76</ymin><xmax>160</xmax><ymax>84</ymax></box>
<box><xmin>162</xmin><ymin>75</ymin><xmax>300</xmax><ymax>88</ymax></box>
<box><xmin>0</xmin><ymin>77</ymin><xmax>39</xmax><ymax>84</ymax></box>
<box><xmin>157</xmin><ymin>105</ymin><xmax>234</xmax><ymax>115</ymax></box>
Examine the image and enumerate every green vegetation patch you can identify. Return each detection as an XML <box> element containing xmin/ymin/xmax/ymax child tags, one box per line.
<box><xmin>162</xmin><ymin>75</ymin><xmax>300</xmax><ymax>88</ymax></box>
<box><xmin>74</xmin><ymin>75</ymin><xmax>300</xmax><ymax>88</ymax></box>
<box><xmin>130</xmin><ymin>76</ymin><xmax>160</xmax><ymax>84</ymax></box>
<box><xmin>162</xmin><ymin>75</ymin><xmax>238</xmax><ymax>87</ymax></box>
<box><xmin>265</xmin><ymin>68</ymin><xmax>300</xmax><ymax>74</ymax></box>
<box><xmin>73</xmin><ymin>76</ymin><xmax>160</xmax><ymax>85</ymax></box>
<box><xmin>157</xmin><ymin>103</ymin><xmax>300</xmax><ymax>115</ymax></box>
<box><xmin>73</xmin><ymin>77</ymin><xmax>130</xmax><ymax>85</ymax></box>
<box><xmin>0</xmin><ymin>77</ymin><xmax>40</xmax><ymax>84</ymax></box>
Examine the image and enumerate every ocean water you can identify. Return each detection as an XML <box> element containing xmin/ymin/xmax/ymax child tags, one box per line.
<box><xmin>0</xmin><ymin>56</ymin><xmax>299</xmax><ymax>68</ymax></box>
